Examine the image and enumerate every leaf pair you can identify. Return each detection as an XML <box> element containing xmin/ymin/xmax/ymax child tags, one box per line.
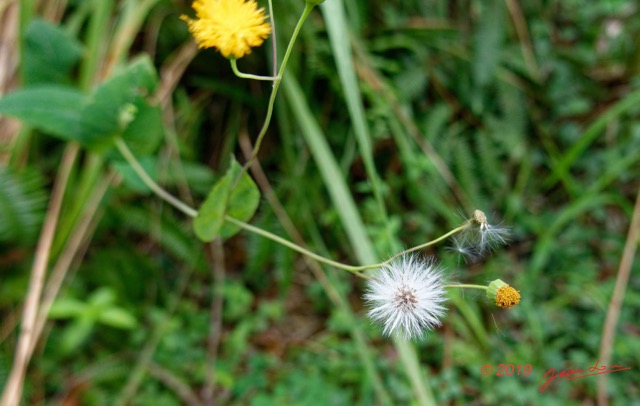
<box><xmin>193</xmin><ymin>159</ymin><xmax>260</xmax><ymax>241</ymax></box>
<box><xmin>49</xmin><ymin>288</ymin><xmax>137</xmax><ymax>355</ymax></box>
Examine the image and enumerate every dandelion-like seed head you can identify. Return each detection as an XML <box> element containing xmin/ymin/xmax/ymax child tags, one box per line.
<box><xmin>181</xmin><ymin>0</ymin><xmax>271</xmax><ymax>59</ymax></box>
<box><xmin>364</xmin><ymin>255</ymin><xmax>448</xmax><ymax>340</ymax></box>
<box><xmin>487</xmin><ymin>279</ymin><xmax>521</xmax><ymax>309</ymax></box>
<box><xmin>453</xmin><ymin>209</ymin><xmax>510</xmax><ymax>257</ymax></box>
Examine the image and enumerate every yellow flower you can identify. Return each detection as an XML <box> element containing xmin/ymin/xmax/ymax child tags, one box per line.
<box><xmin>487</xmin><ymin>279</ymin><xmax>521</xmax><ymax>309</ymax></box>
<box><xmin>181</xmin><ymin>0</ymin><xmax>271</xmax><ymax>59</ymax></box>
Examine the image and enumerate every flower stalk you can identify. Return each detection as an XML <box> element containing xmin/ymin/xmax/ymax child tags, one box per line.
<box><xmin>115</xmin><ymin>137</ymin><xmax>474</xmax><ymax>278</ymax></box>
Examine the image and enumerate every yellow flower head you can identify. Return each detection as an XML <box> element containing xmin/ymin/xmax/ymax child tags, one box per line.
<box><xmin>487</xmin><ymin>279</ymin><xmax>521</xmax><ymax>309</ymax></box>
<box><xmin>181</xmin><ymin>0</ymin><xmax>271</xmax><ymax>59</ymax></box>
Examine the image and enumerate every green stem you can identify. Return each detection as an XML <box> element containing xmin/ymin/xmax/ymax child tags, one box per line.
<box><xmin>117</xmin><ymin>137</ymin><xmax>467</xmax><ymax>277</ymax></box>
<box><xmin>381</xmin><ymin>223</ymin><xmax>470</xmax><ymax>267</ymax></box>
<box><xmin>230</xmin><ymin>58</ymin><xmax>278</xmax><ymax>81</ymax></box>
<box><xmin>115</xmin><ymin>138</ymin><xmax>198</xmax><ymax>218</ymax></box>
<box><xmin>224</xmin><ymin>215</ymin><xmax>370</xmax><ymax>276</ymax></box>
<box><xmin>238</xmin><ymin>2</ymin><xmax>315</xmax><ymax>178</ymax></box>
<box><xmin>445</xmin><ymin>284</ymin><xmax>488</xmax><ymax>290</ymax></box>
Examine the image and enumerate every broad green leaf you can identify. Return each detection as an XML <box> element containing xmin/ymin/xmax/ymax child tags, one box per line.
<box><xmin>0</xmin><ymin>85</ymin><xmax>85</xmax><ymax>140</ymax></box>
<box><xmin>119</xmin><ymin>100</ymin><xmax>164</xmax><ymax>157</ymax></box>
<box><xmin>193</xmin><ymin>169</ymin><xmax>233</xmax><ymax>242</ymax></box>
<box><xmin>77</xmin><ymin>55</ymin><xmax>158</xmax><ymax>150</ymax></box>
<box><xmin>194</xmin><ymin>158</ymin><xmax>260</xmax><ymax>241</ymax></box>
<box><xmin>0</xmin><ymin>56</ymin><xmax>159</xmax><ymax>151</ymax></box>
<box><xmin>220</xmin><ymin>165</ymin><xmax>261</xmax><ymax>239</ymax></box>
<box><xmin>99</xmin><ymin>308</ymin><xmax>137</xmax><ymax>329</ymax></box>
<box><xmin>48</xmin><ymin>298</ymin><xmax>86</xmax><ymax>319</ymax></box>
<box><xmin>23</xmin><ymin>19</ymin><xmax>83</xmax><ymax>85</ymax></box>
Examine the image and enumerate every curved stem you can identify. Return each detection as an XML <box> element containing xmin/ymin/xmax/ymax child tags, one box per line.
<box><xmin>238</xmin><ymin>2</ymin><xmax>315</xmax><ymax>178</ymax></box>
<box><xmin>445</xmin><ymin>284</ymin><xmax>488</xmax><ymax>290</ymax></box>
<box><xmin>117</xmin><ymin>137</ymin><xmax>466</xmax><ymax>278</ymax></box>
<box><xmin>115</xmin><ymin>138</ymin><xmax>198</xmax><ymax>218</ymax></box>
<box><xmin>230</xmin><ymin>58</ymin><xmax>278</xmax><ymax>81</ymax></box>
<box><xmin>224</xmin><ymin>215</ymin><xmax>369</xmax><ymax>275</ymax></box>
<box><xmin>381</xmin><ymin>223</ymin><xmax>470</xmax><ymax>267</ymax></box>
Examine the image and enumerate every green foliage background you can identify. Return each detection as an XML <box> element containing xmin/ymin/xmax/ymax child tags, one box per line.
<box><xmin>1</xmin><ymin>0</ymin><xmax>639</xmax><ymax>404</ymax></box>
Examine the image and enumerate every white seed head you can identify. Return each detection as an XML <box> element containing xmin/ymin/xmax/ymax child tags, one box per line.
<box><xmin>364</xmin><ymin>255</ymin><xmax>448</xmax><ymax>340</ymax></box>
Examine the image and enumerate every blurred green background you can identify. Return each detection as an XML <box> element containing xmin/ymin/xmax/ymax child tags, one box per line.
<box><xmin>1</xmin><ymin>0</ymin><xmax>639</xmax><ymax>404</ymax></box>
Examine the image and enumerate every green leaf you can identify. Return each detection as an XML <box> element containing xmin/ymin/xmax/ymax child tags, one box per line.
<box><xmin>60</xmin><ymin>318</ymin><xmax>95</xmax><ymax>355</ymax></box>
<box><xmin>23</xmin><ymin>19</ymin><xmax>83</xmax><ymax>85</ymax></box>
<box><xmin>98</xmin><ymin>308</ymin><xmax>137</xmax><ymax>329</ymax></box>
<box><xmin>0</xmin><ymin>56</ymin><xmax>160</xmax><ymax>151</ymax></box>
<box><xmin>48</xmin><ymin>298</ymin><xmax>86</xmax><ymax>319</ymax></box>
<box><xmin>0</xmin><ymin>85</ymin><xmax>86</xmax><ymax>140</ymax></box>
<box><xmin>193</xmin><ymin>158</ymin><xmax>260</xmax><ymax>241</ymax></box>
<box><xmin>87</xmin><ymin>287</ymin><xmax>116</xmax><ymax>307</ymax></box>
<box><xmin>119</xmin><ymin>100</ymin><xmax>164</xmax><ymax>157</ymax></box>
<box><xmin>220</xmin><ymin>166</ymin><xmax>261</xmax><ymax>239</ymax></box>
<box><xmin>77</xmin><ymin>55</ymin><xmax>158</xmax><ymax>150</ymax></box>
<box><xmin>0</xmin><ymin>166</ymin><xmax>48</xmax><ymax>244</ymax></box>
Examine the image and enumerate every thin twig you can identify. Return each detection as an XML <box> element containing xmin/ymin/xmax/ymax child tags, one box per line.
<box><xmin>1</xmin><ymin>143</ymin><xmax>79</xmax><ymax>406</ymax></box>
<box><xmin>28</xmin><ymin>172</ymin><xmax>115</xmax><ymax>357</ymax></box>
<box><xmin>597</xmin><ymin>188</ymin><xmax>640</xmax><ymax>406</ymax></box>
<box><xmin>157</xmin><ymin>40</ymin><xmax>198</xmax><ymax>107</ymax></box>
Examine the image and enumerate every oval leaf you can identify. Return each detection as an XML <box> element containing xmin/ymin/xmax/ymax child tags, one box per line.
<box><xmin>193</xmin><ymin>158</ymin><xmax>260</xmax><ymax>241</ymax></box>
<box><xmin>0</xmin><ymin>85</ymin><xmax>85</xmax><ymax>140</ymax></box>
<box><xmin>99</xmin><ymin>308</ymin><xmax>137</xmax><ymax>329</ymax></box>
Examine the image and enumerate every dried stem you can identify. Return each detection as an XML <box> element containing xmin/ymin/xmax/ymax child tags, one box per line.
<box><xmin>597</xmin><ymin>188</ymin><xmax>640</xmax><ymax>406</ymax></box>
<box><xmin>28</xmin><ymin>172</ymin><xmax>114</xmax><ymax>357</ymax></box>
<box><xmin>1</xmin><ymin>143</ymin><xmax>79</xmax><ymax>406</ymax></box>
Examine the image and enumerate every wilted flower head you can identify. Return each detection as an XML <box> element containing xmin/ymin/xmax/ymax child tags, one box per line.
<box><xmin>364</xmin><ymin>255</ymin><xmax>448</xmax><ymax>340</ymax></box>
<box><xmin>181</xmin><ymin>0</ymin><xmax>271</xmax><ymax>59</ymax></box>
<box><xmin>450</xmin><ymin>210</ymin><xmax>510</xmax><ymax>261</ymax></box>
